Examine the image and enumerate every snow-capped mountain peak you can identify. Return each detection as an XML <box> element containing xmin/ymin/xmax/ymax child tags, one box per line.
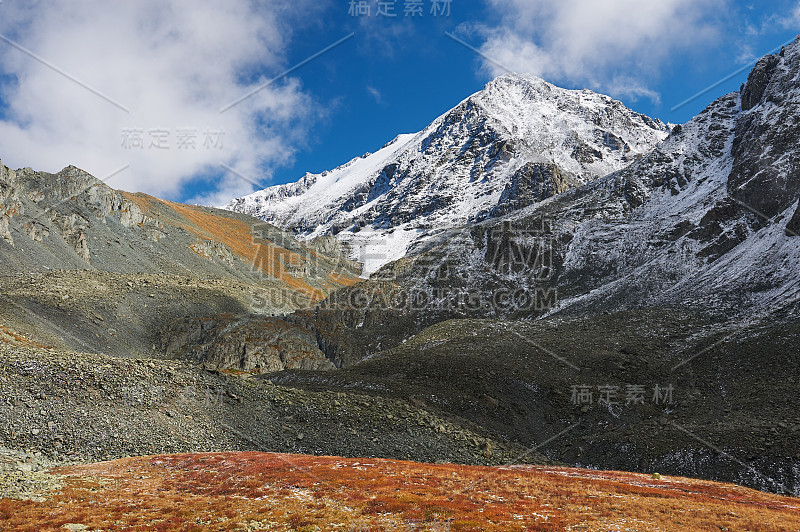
<box><xmin>225</xmin><ymin>74</ymin><xmax>669</xmax><ymax>274</ymax></box>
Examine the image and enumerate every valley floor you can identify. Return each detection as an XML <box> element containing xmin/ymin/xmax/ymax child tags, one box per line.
<box><xmin>1</xmin><ymin>451</ymin><xmax>799</xmax><ymax>531</ymax></box>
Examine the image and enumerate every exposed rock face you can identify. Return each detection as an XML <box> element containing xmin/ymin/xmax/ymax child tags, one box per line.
<box><xmin>730</xmin><ymin>44</ymin><xmax>800</xmax><ymax>221</ymax></box>
<box><xmin>787</xmin><ymin>202</ymin><xmax>800</xmax><ymax>236</ymax></box>
<box><xmin>740</xmin><ymin>54</ymin><xmax>780</xmax><ymax>111</ymax></box>
<box><xmin>621</xmin><ymin>94</ymin><xmax>739</xmax><ymax>206</ymax></box>
<box><xmin>0</xmin><ymin>216</ymin><xmax>11</xmax><ymax>244</ymax></box>
<box><xmin>160</xmin><ymin>315</ymin><xmax>335</xmax><ymax>372</ymax></box>
<box><xmin>0</xmin><ymin>161</ymin><xmax>19</xmax><ymax>244</ymax></box>
<box><xmin>486</xmin><ymin>162</ymin><xmax>569</xmax><ymax>219</ymax></box>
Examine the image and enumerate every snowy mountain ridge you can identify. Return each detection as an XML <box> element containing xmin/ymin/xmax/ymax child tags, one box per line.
<box><xmin>371</xmin><ymin>37</ymin><xmax>800</xmax><ymax>323</ymax></box>
<box><xmin>225</xmin><ymin>74</ymin><xmax>669</xmax><ymax>274</ymax></box>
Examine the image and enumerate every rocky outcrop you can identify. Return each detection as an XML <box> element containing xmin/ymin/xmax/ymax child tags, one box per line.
<box><xmin>486</xmin><ymin>162</ymin><xmax>570</xmax><ymax>219</ymax></box>
<box><xmin>189</xmin><ymin>239</ymin><xmax>236</xmax><ymax>267</ymax></box>
<box><xmin>787</xmin><ymin>202</ymin><xmax>800</xmax><ymax>237</ymax></box>
<box><xmin>730</xmin><ymin>41</ymin><xmax>800</xmax><ymax>220</ymax></box>
<box><xmin>0</xmin><ymin>216</ymin><xmax>11</xmax><ymax>245</ymax></box>
<box><xmin>740</xmin><ymin>54</ymin><xmax>780</xmax><ymax>111</ymax></box>
<box><xmin>160</xmin><ymin>315</ymin><xmax>335</xmax><ymax>372</ymax></box>
<box><xmin>0</xmin><ymin>161</ymin><xmax>20</xmax><ymax>244</ymax></box>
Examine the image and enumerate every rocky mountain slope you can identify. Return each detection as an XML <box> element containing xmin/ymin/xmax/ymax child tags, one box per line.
<box><xmin>226</xmin><ymin>74</ymin><xmax>669</xmax><ymax>274</ymax></box>
<box><xmin>0</xmin><ymin>162</ymin><xmax>360</xmax><ymax>295</ymax></box>
<box><xmin>0</xmin><ymin>162</ymin><xmax>360</xmax><ymax>363</ymax></box>
<box><xmin>0</xmin><ymin>343</ymin><xmax>539</xmax><ymax>471</ymax></box>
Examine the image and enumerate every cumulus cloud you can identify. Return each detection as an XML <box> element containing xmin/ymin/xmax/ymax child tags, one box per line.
<box><xmin>471</xmin><ymin>0</ymin><xmax>723</xmax><ymax>103</ymax></box>
<box><xmin>0</xmin><ymin>0</ymin><xmax>323</xmax><ymax>205</ymax></box>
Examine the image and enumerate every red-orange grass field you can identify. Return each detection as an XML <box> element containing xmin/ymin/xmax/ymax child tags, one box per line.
<box><xmin>1</xmin><ymin>452</ymin><xmax>798</xmax><ymax>531</ymax></box>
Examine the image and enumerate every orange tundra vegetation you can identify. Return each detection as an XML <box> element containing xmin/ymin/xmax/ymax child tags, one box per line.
<box><xmin>1</xmin><ymin>452</ymin><xmax>798</xmax><ymax>531</ymax></box>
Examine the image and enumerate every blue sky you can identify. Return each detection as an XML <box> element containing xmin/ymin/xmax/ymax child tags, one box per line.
<box><xmin>0</xmin><ymin>1</ymin><xmax>798</xmax><ymax>205</ymax></box>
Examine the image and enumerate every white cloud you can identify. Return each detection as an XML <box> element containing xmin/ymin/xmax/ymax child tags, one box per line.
<box><xmin>0</xmin><ymin>0</ymin><xmax>324</xmax><ymax>205</ymax></box>
<box><xmin>472</xmin><ymin>0</ymin><xmax>723</xmax><ymax>103</ymax></box>
<box><xmin>790</xmin><ymin>1</ymin><xmax>800</xmax><ymax>26</ymax></box>
<box><xmin>605</xmin><ymin>77</ymin><xmax>662</xmax><ymax>105</ymax></box>
<box><xmin>735</xmin><ymin>46</ymin><xmax>757</xmax><ymax>65</ymax></box>
<box><xmin>366</xmin><ymin>85</ymin><xmax>382</xmax><ymax>104</ymax></box>
<box><xmin>744</xmin><ymin>5</ymin><xmax>800</xmax><ymax>35</ymax></box>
